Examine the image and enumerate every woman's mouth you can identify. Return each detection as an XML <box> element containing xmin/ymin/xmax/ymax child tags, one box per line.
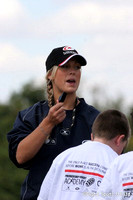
<box><xmin>66</xmin><ymin>79</ymin><xmax>76</xmax><ymax>83</ymax></box>
<box><xmin>66</xmin><ymin>79</ymin><xmax>76</xmax><ymax>87</ymax></box>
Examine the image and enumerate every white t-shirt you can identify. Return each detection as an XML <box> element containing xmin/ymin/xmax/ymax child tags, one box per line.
<box><xmin>93</xmin><ymin>151</ymin><xmax>133</xmax><ymax>200</ymax></box>
<box><xmin>37</xmin><ymin>141</ymin><xmax>118</xmax><ymax>200</ymax></box>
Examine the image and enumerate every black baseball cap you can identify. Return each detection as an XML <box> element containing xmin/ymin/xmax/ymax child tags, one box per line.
<box><xmin>46</xmin><ymin>46</ymin><xmax>87</xmax><ymax>71</ymax></box>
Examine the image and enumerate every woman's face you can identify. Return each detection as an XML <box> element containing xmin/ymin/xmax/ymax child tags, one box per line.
<box><xmin>52</xmin><ymin>58</ymin><xmax>81</xmax><ymax>95</ymax></box>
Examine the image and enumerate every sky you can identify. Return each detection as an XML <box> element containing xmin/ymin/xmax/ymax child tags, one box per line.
<box><xmin>0</xmin><ymin>0</ymin><xmax>133</xmax><ymax>108</ymax></box>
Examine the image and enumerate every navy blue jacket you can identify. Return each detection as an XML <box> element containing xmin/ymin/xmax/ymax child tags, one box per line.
<box><xmin>7</xmin><ymin>98</ymin><xmax>99</xmax><ymax>200</ymax></box>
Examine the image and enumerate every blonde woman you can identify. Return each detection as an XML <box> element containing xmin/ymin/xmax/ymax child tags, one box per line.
<box><xmin>7</xmin><ymin>46</ymin><xmax>99</xmax><ymax>200</ymax></box>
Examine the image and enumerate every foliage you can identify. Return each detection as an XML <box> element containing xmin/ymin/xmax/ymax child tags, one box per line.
<box><xmin>0</xmin><ymin>81</ymin><xmax>133</xmax><ymax>200</ymax></box>
<box><xmin>9</xmin><ymin>81</ymin><xmax>46</xmax><ymax>110</ymax></box>
<box><xmin>0</xmin><ymin>81</ymin><xmax>46</xmax><ymax>200</ymax></box>
<box><xmin>126</xmin><ymin>136</ymin><xmax>133</xmax><ymax>152</ymax></box>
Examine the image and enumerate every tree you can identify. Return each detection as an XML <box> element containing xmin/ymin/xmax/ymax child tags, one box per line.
<box><xmin>0</xmin><ymin>81</ymin><xmax>47</xmax><ymax>200</ymax></box>
<box><xmin>9</xmin><ymin>81</ymin><xmax>47</xmax><ymax>110</ymax></box>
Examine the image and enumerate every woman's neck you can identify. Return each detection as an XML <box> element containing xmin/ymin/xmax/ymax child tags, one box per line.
<box><xmin>63</xmin><ymin>94</ymin><xmax>78</xmax><ymax>110</ymax></box>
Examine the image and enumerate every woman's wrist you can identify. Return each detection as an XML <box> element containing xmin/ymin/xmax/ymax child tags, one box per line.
<box><xmin>38</xmin><ymin>125</ymin><xmax>50</xmax><ymax>138</ymax></box>
<box><xmin>38</xmin><ymin>116</ymin><xmax>54</xmax><ymax>139</ymax></box>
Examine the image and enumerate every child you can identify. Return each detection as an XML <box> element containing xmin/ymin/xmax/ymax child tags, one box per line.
<box><xmin>37</xmin><ymin>109</ymin><xmax>131</xmax><ymax>200</ymax></box>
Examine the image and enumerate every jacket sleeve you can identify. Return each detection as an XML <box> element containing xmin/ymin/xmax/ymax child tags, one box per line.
<box><xmin>37</xmin><ymin>161</ymin><xmax>56</xmax><ymax>200</ymax></box>
<box><xmin>7</xmin><ymin>103</ymin><xmax>42</xmax><ymax>169</ymax></box>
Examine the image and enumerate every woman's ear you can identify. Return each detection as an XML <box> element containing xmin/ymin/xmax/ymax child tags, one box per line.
<box><xmin>47</xmin><ymin>71</ymin><xmax>52</xmax><ymax>80</ymax></box>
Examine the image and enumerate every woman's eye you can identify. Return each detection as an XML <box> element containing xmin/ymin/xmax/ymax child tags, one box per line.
<box><xmin>76</xmin><ymin>66</ymin><xmax>81</xmax><ymax>70</ymax></box>
<box><xmin>61</xmin><ymin>65</ymin><xmax>68</xmax><ymax>69</ymax></box>
<box><xmin>60</xmin><ymin>64</ymin><xmax>81</xmax><ymax>70</ymax></box>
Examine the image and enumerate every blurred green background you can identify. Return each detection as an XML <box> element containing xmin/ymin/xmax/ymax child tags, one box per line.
<box><xmin>0</xmin><ymin>81</ymin><xmax>133</xmax><ymax>200</ymax></box>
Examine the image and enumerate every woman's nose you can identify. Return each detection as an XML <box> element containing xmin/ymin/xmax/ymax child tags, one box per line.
<box><xmin>69</xmin><ymin>67</ymin><xmax>76</xmax><ymax>74</ymax></box>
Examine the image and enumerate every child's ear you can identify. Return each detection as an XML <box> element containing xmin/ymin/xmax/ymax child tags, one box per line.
<box><xmin>91</xmin><ymin>133</ymin><xmax>94</xmax><ymax>141</ymax></box>
<box><xmin>115</xmin><ymin>134</ymin><xmax>125</xmax><ymax>146</ymax></box>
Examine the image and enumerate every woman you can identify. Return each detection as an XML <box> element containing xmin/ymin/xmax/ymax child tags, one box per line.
<box><xmin>7</xmin><ymin>46</ymin><xmax>99</xmax><ymax>200</ymax></box>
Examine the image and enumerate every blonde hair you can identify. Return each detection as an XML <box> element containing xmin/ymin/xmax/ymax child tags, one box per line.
<box><xmin>45</xmin><ymin>66</ymin><xmax>58</xmax><ymax>108</ymax></box>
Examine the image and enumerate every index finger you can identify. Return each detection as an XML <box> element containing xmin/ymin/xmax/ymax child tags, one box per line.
<box><xmin>52</xmin><ymin>102</ymin><xmax>64</xmax><ymax>111</ymax></box>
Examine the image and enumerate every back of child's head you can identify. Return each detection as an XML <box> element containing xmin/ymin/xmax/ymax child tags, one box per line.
<box><xmin>92</xmin><ymin>109</ymin><xmax>130</xmax><ymax>141</ymax></box>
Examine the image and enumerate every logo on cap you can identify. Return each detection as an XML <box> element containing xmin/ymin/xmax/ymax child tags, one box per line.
<box><xmin>63</xmin><ymin>46</ymin><xmax>75</xmax><ymax>51</ymax></box>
